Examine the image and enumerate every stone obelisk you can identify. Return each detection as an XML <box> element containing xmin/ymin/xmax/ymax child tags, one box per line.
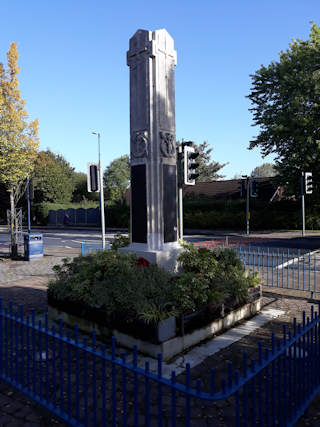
<box><xmin>124</xmin><ymin>29</ymin><xmax>181</xmax><ymax>271</ymax></box>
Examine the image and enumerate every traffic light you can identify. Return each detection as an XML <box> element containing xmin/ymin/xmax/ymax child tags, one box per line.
<box><xmin>250</xmin><ymin>180</ymin><xmax>258</xmax><ymax>197</ymax></box>
<box><xmin>238</xmin><ymin>179</ymin><xmax>246</xmax><ymax>198</ymax></box>
<box><xmin>184</xmin><ymin>145</ymin><xmax>200</xmax><ymax>185</ymax></box>
<box><xmin>87</xmin><ymin>163</ymin><xmax>100</xmax><ymax>192</ymax></box>
<box><xmin>305</xmin><ymin>172</ymin><xmax>313</xmax><ymax>194</ymax></box>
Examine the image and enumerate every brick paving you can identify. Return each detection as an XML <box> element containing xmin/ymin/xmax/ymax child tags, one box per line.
<box><xmin>0</xmin><ymin>247</ymin><xmax>319</xmax><ymax>425</ymax></box>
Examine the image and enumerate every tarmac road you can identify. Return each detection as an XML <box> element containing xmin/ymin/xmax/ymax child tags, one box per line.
<box><xmin>0</xmin><ymin>226</ymin><xmax>320</xmax><ymax>252</ymax></box>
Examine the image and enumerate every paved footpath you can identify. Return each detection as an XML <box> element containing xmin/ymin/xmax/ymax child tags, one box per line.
<box><xmin>0</xmin><ymin>247</ymin><xmax>319</xmax><ymax>425</ymax></box>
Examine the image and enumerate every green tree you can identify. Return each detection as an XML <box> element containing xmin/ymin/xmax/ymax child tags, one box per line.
<box><xmin>33</xmin><ymin>150</ymin><xmax>75</xmax><ymax>203</ymax></box>
<box><xmin>247</xmin><ymin>22</ymin><xmax>320</xmax><ymax>196</ymax></box>
<box><xmin>72</xmin><ymin>172</ymin><xmax>99</xmax><ymax>203</ymax></box>
<box><xmin>194</xmin><ymin>141</ymin><xmax>227</xmax><ymax>182</ymax></box>
<box><xmin>0</xmin><ymin>43</ymin><xmax>39</xmax><ymax>256</ymax></box>
<box><xmin>250</xmin><ymin>163</ymin><xmax>277</xmax><ymax>178</ymax></box>
<box><xmin>103</xmin><ymin>155</ymin><xmax>130</xmax><ymax>203</ymax></box>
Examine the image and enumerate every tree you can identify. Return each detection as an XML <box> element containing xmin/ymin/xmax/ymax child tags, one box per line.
<box><xmin>72</xmin><ymin>172</ymin><xmax>99</xmax><ymax>203</ymax></box>
<box><xmin>0</xmin><ymin>43</ymin><xmax>39</xmax><ymax>256</ymax></box>
<box><xmin>33</xmin><ymin>150</ymin><xmax>75</xmax><ymax>204</ymax></box>
<box><xmin>247</xmin><ymin>22</ymin><xmax>320</xmax><ymax>196</ymax></box>
<box><xmin>250</xmin><ymin>163</ymin><xmax>277</xmax><ymax>178</ymax></box>
<box><xmin>193</xmin><ymin>141</ymin><xmax>227</xmax><ymax>182</ymax></box>
<box><xmin>103</xmin><ymin>155</ymin><xmax>130</xmax><ymax>203</ymax></box>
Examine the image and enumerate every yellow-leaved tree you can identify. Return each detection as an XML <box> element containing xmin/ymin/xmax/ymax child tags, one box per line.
<box><xmin>0</xmin><ymin>42</ymin><xmax>39</xmax><ymax>257</ymax></box>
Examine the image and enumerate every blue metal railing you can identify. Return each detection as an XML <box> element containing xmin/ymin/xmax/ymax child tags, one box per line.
<box><xmin>197</xmin><ymin>242</ymin><xmax>319</xmax><ymax>296</ymax></box>
<box><xmin>0</xmin><ymin>297</ymin><xmax>320</xmax><ymax>426</ymax></box>
<box><xmin>234</xmin><ymin>246</ymin><xmax>319</xmax><ymax>295</ymax></box>
<box><xmin>81</xmin><ymin>242</ymin><xmax>107</xmax><ymax>255</ymax></box>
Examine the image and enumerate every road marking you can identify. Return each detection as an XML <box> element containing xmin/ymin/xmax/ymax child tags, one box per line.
<box><xmin>276</xmin><ymin>249</ymin><xmax>319</xmax><ymax>270</ymax></box>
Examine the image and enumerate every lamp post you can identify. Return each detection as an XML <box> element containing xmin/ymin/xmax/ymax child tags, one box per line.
<box><xmin>92</xmin><ymin>132</ymin><xmax>106</xmax><ymax>249</ymax></box>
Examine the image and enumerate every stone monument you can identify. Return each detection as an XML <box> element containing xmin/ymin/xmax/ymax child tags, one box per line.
<box><xmin>123</xmin><ymin>29</ymin><xmax>181</xmax><ymax>271</ymax></box>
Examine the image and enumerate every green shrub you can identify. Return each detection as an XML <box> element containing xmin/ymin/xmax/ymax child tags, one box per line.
<box><xmin>49</xmin><ymin>251</ymin><xmax>175</xmax><ymax>322</ymax></box>
<box><xmin>110</xmin><ymin>233</ymin><xmax>130</xmax><ymax>250</ymax></box>
<box><xmin>178</xmin><ymin>242</ymin><xmax>259</xmax><ymax>308</ymax></box>
<box><xmin>48</xmin><ymin>243</ymin><xmax>260</xmax><ymax>322</ymax></box>
<box><xmin>170</xmin><ymin>272</ymin><xmax>211</xmax><ymax>313</ymax></box>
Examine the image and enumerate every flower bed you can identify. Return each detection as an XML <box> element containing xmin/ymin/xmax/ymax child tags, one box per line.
<box><xmin>48</xmin><ymin>241</ymin><xmax>260</xmax><ymax>357</ymax></box>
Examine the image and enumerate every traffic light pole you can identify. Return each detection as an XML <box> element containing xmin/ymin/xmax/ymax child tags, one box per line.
<box><xmin>96</xmin><ymin>133</ymin><xmax>106</xmax><ymax>249</ymax></box>
<box><xmin>26</xmin><ymin>178</ymin><xmax>31</xmax><ymax>234</ymax></box>
<box><xmin>246</xmin><ymin>177</ymin><xmax>250</xmax><ymax>236</ymax></box>
<box><xmin>177</xmin><ymin>144</ymin><xmax>183</xmax><ymax>240</ymax></box>
<box><xmin>301</xmin><ymin>172</ymin><xmax>305</xmax><ymax>237</ymax></box>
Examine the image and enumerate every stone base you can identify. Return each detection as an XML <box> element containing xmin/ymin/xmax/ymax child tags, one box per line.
<box><xmin>119</xmin><ymin>242</ymin><xmax>183</xmax><ymax>273</ymax></box>
<box><xmin>48</xmin><ymin>296</ymin><xmax>261</xmax><ymax>362</ymax></box>
<box><xmin>114</xmin><ymin>298</ymin><xmax>261</xmax><ymax>361</ymax></box>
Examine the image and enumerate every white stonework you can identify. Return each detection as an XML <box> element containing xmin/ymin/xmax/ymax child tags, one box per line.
<box><xmin>123</xmin><ymin>29</ymin><xmax>182</xmax><ymax>271</ymax></box>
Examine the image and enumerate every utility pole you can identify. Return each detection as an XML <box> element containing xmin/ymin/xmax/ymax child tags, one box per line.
<box><xmin>246</xmin><ymin>177</ymin><xmax>250</xmax><ymax>236</ymax></box>
<box><xmin>301</xmin><ymin>172</ymin><xmax>305</xmax><ymax>237</ymax></box>
<box><xmin>177</xmin><ymin>141</ymin><xmax>183</xmax><ymax>240</ymax></box>
<box><xmin>92</xmin><ymin>132</ymin><xmax>106</xmax><ymax>249</ymax></box>
<box><xmin>26</xmin><ymin>178</ymin><xmax>31</xmax><ymax>234</ymax></box>
<box><xmin>242</xmin><ymin>175</ymin><xmax>250</xmax><ymax>236</ymax></box>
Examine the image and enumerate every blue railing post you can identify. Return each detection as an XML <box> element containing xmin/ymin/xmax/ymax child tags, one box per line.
<box><xmin>66</xmin><ymin>331</ymin><xmax>72</xmax><ymax>421</ymax></box>
<box><xmin>171</xmin><ymin>370</ymin><xmax>176</xmax><ymax>427</ymax></box>
<box><xmin>38</xmin><ymin>320</ymin><xmax>43</xmax><ymax>401</ymax></box>
<box><xmin>186</xmin><ymin>363</ymin><xmax>191</xmax><ymax>427</ymax></box>
<box><xmin>111</xmin><ymin>336</ymin><xmax>116</xmax><ymax>427</ymax></box>
<box><xmin>0</xmin><ymin>298</ymin><xmax>2</xmax><ymax>379</ymax></box>
<box><xmin>121</xmin><ymin>351</ymin><xmax>127</xmax><ymax>427</ymax></box>
<box><xmin>32</xmin><ymin>309</ymin><xmax>36</xmax><ymax>396</ymax></box>
<box><xmin>92</xmin><ymin>330</ymin><xmax>97</xmax><ymax>427</ymax></box>
<box><xmin>145</xmin><ymin>361</ymin><xmax>150</xmax><ymax>427</ymax></box>
<box><xmin>52</xmin><ymin>324</ymin><xmax>57</xmax><ymax>410</ymax></box>
<box><xmin>19</xmin><ymin>306</ymin><xmax>24</xmax><ymax>387</ymax></box>
<box><xmin>74</xmin><ymin>324</ymin><xmax>80</xmax><ymax>421</ymax></box>
<box><xmin>83</xmin><ymin>336</ymin><xmax>89</xmax><ymax>427</ymax></box>
<box><xmin>45</xmin><ymin>313</ymin><xmax>49</xmax><ymax>404</ymax></box>
<box><xmin>59</xmin><ymin>319</ymin><xmax>64</xmax><ymax>415</ymax></box>
<box><xmin>101</xmin><ymin>344</ymin><xmax>107</xmax><ymax>427</ymax></box>
<box><xmin>157</xmin><ymin>353</ymin><xmax>163</xmax><ymax>427</ymax></box>
<box><xmin>133</xmin><ymin>344</ymin><xmax>139</xmax><ymax>427</ymax></box>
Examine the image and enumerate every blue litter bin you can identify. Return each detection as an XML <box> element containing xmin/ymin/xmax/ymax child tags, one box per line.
<box><xmin>24</xmin><ymin>233</ymin><xmax>44</xmax><ymax>261</ymax></box>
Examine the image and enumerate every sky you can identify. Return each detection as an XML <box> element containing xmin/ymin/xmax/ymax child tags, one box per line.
<box><xmin>0</xmin><ymin>0</ymin><xmax>319</xmax><ymax>179</ymax></box>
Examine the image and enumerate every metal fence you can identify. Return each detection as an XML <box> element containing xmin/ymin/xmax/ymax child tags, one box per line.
<box><xmin>81</xmin><ymin>242</ymin><xmax>105</xmax><ymax>255</ymax></box>
<box><xmin>0</xmin><ymin>297</ymin><xmax>320</xmax><ymax>426</ymax></box>
<box><xmin>196</xmin><ymin>242</ymin><xmax>320</xmax><ymax>297</ymax></box>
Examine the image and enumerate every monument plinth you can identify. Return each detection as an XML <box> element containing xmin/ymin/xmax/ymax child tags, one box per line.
<box><xmin>123</xmin><ymin>29</ymin><xmax>181</xmax><ymax>271</ymax></box>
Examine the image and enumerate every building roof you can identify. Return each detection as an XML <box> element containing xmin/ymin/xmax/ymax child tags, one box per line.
<box><xmin>183</xmin><ymin>177</ymin><xmax>278</xmax><ymax>201</ymax></box>
<box><xmin>124</xmin><ymin>177</ymin><xmax>281</xmax><ymax>205</ymax></box>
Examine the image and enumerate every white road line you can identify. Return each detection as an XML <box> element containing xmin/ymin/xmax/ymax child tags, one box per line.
<box><xmin>276</xmin><ymin>249</ymin><xmax>319</xmax><ymax>270</ymax></box>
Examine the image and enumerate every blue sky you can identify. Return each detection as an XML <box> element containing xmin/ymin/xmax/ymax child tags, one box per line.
<box><xmin>1</xmin><ymin>0</ymin><xmax>319</xmax><ymax>179</ymax></box>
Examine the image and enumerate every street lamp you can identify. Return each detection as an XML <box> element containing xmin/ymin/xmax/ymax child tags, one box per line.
<box><xmin>92</xmin><ymin>132</ymin><xmax>106</xmax><ymax>249</ymax></box>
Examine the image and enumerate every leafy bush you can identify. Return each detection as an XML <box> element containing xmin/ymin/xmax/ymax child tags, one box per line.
<box><xmin>110</xmin><ymin>233</ymin><xmax>130</xmax><ymax>251</ymax></box>
<box><xmin>48</xmin><ymin>251</ymin><xmax>176</xmax><ymax>322</ymax></box>
<box><xmin>48</xmin><ymin>243</ymin><xmax>260</xmax><ymax>324</ymax></box>
<box><xmin>177</xmin><ymin>242</ymin><xmax>259</xmax><ymax>309</ymax></box>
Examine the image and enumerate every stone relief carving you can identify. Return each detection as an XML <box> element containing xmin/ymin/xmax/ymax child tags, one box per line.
<box><xmin>159</xmin><ymin>132</ymin><xmax>176</xmax><ymax>158</ymax></box>
<box><xmin>131</xmin><ymin>131</ymin><xmax>148</xmax><ymax>158</ymax></box>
